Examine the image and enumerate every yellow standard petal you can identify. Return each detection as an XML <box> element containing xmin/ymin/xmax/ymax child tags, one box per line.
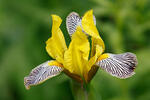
<box><xmin>82</xmin><ymin>9</ymin><xmax>100</xmax><ymax>39</ymax></box>
<box><xmin>64</xmin><ymin>26</ymin><xmax>90</xmax><ymax>76</ymax></box>
<box><xmin>90</xmin><ymin>37</ymin><xmax>105</xmax><ymax>57</ymax></box>
<box><xmin>85</xmin><ymin>38</ymin><xmax>104</xmax><ymax>81</ymax></box>
<box><xmin>89</xmin><ymin>45</ymin><xmax>103</xmax><ymax>68</ymax></box>
<box><xmin>46</xmin><ymin>15</ymin><xmax>67</xmax><ymax>63</ymax></box>
<box><xmin>81</xmin><ymin>9</ymin><xmax>105</xmax><ymax>56</ymax></box>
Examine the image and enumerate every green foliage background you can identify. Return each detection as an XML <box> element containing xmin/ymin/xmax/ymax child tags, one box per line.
<box><xmin>0</xmin><ymin>0</ymin><xmax>150</xmax><ymax>100</ymax></box>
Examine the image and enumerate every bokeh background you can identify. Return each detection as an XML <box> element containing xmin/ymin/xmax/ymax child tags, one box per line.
<box><xmin>0</xmin><ymin>0</ymin><xmax>150</xmax><ymax>100</ymax></box>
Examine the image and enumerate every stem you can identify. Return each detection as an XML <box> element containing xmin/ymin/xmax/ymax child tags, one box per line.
<box><xmin>83</xmin><ymin>86</ymin><xmax>88</xmax><ymax>100</ymax></box>
<box><xmin>82</xmin><ymin>81</ymin><xmax>88</xmax><ymax>100</ymax></box>
<box><xmin>70</xmin><ymin>80</ymin><xmax>89</xmax><ymax>100</ymax></box>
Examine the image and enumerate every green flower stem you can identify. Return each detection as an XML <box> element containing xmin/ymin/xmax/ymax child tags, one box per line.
<box><xmin>70</xmin><ymin>80</ymin><xmax>90</xmax><ymax>100</ymax></box>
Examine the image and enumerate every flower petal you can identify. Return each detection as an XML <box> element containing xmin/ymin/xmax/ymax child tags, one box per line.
<box><xmin>64</xmin><ymin>26</ymin><xmax>90</xmax><ymax>76</ymax></box>
<box><xmin>91</xmin><ymin>37</ymin><xmax>105</xmax><ymax>57</ymax></box>
<box><xmin>88</xmin><ymin>45</ymin><xmax>103</xmax><ymax>69</ymax></box>
<box><xmin>81</xmin><ymin>10</ymin><xmax>105</xmax><ymax>56</ymax></box>
<box><xmin>81</xmin><ymin>10</ymin><xmax>100</xmax><ymax>39</ymax></box>
<box><xmin>84</xmin><ymin>45</ymin><xmax>102</xmax><ymax>82</ymax></box>
<box><xmin>46</xmin><ymin>15</ymin><xmax>67</xmax><ymax>63</ymax></box>
<box><xmin>96</xmin><ymin>52</ymin><xmax>138</xmax><ymax>79</ymax></box>
<box><xmin>66</xmin><ymin>12</ymin><xmax>81</xmax><ymax>36</ymax></box>
<box><xmin>24</xmin><ymin>60</ymin><xmax>64</xmax><ymax>90</ymax></box>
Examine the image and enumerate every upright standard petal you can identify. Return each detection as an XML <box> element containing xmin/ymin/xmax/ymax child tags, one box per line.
<box><xmin>96</xmin><ymin>52</ymin><xmax>138</xmax><ymax>79</ymax></box>
<box><xmin>88</xmin><ymin>45</ymin><xmax>103</xmax><ymax>69</ymax></box>
<box><xmin>90</xmin><ymin>37</ymin><xmax>105</xmax><ymax>57</ymax></box>
<box><xmin>81</xmin><ymin>9</ymin><xmax>105</xmax><ymax>57</ymax></box>
<box><xmin>64</xmin><ymin>26</ymin><xmax>90</xmax><ymax>76</ymax></box>
<box><xmin>46</xmin><ymin>15</ymin><xmax>67</xmax><ymax>63</ymax></box>
<box><xmin>24</xmin><ymin>60</ymin><xmax>64</xmax><ymax>90</ymax></box>
<box><xmin>81</xmin><ymin>10</ymin><xmax>100</xmax><ymax>39</ymax></box>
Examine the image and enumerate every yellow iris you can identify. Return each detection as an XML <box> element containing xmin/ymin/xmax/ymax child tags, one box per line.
<box><xmin>46</xmin><ymin>10</ymin><xmax>104</xmax><ymax>81</ymax></box>
<box><xmin>24</xmin><ymin>9</ymin><xmax>137</xmax><ymax>89</ymax></box>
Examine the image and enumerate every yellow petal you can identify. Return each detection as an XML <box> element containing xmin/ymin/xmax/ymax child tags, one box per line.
<box><xmin>97</xmin><ymin>53</ymin><xmax>109</xmax><ymax>61</ymax></box>
<box><xmin>46</xmin><ymin>15</ymin><xmax>67</xmax><ymax>63</ymax></box>
<box><xmin>89</xmin><ymin>45</ymin><xmax>103</xmax><ymax>68</ymax></box>
<box><xmin>91</xmin><ymin>37</ymin><xmax>105</xmax><ymax>57</ymax></box>
<box><xmin>82</xmin><ymin>45</ymin><xmax>102</xmax><ymax>82</ymax></box>
<box><xmin>81</xmin><ymin>9</ymin><xmax>105</xmax><ymax>56</ymax></box>
<box><xmin>48</xmin><ymin>60</ymin><xmax>64</xmax><ymax>68</ymax></box>
<box><xmin>64</xmin><ymin>26</ymin><xmax>90</xmax><ymax>76</ymax></box>
<box><xmin>85</xmin><ymin>39</ymin><xmax>104</xmax><ymax>82</ymax></box>
<box><xmin>87</xmin><ymin>37</ymin><xmax>105</xmax><ymax>72</ymax></box>
<box><xmin>82</xmin><ymin>10</ymin><xmax>100</xmax><ymax>39</ymax></box>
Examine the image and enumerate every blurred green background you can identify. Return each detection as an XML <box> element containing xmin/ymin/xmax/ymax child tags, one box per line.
<box><xmin>0</xmin><ymin>0</ymin><xmax>150</xmax><ymax>100</ymax></box>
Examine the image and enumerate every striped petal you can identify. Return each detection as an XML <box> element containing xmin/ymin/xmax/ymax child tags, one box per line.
<box><xmin>66</xmin><ymin>12</ymin><xmax>81</xmax><ymax>36</ymax></box>
<box><xmin>24</xmin><ymin>60</ymin><xmax>64</xmax><ymax>90</ymax></box>
<box><xmin>96</xmin><ymin>52</ymin><xmax>138</xmax><ymax>79</ymax></box>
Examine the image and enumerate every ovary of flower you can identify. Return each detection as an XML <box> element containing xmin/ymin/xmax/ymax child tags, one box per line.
<box><xmin>24</xmin><ymin>10</ymin><xmax>138</xmax><ymax>90</ymax></box>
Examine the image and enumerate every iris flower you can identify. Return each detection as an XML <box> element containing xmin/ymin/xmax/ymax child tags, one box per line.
<box><xmin>24</xmin><ymin>10</ymin><xmax>138</xmax><ymax>90</ymax></box>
